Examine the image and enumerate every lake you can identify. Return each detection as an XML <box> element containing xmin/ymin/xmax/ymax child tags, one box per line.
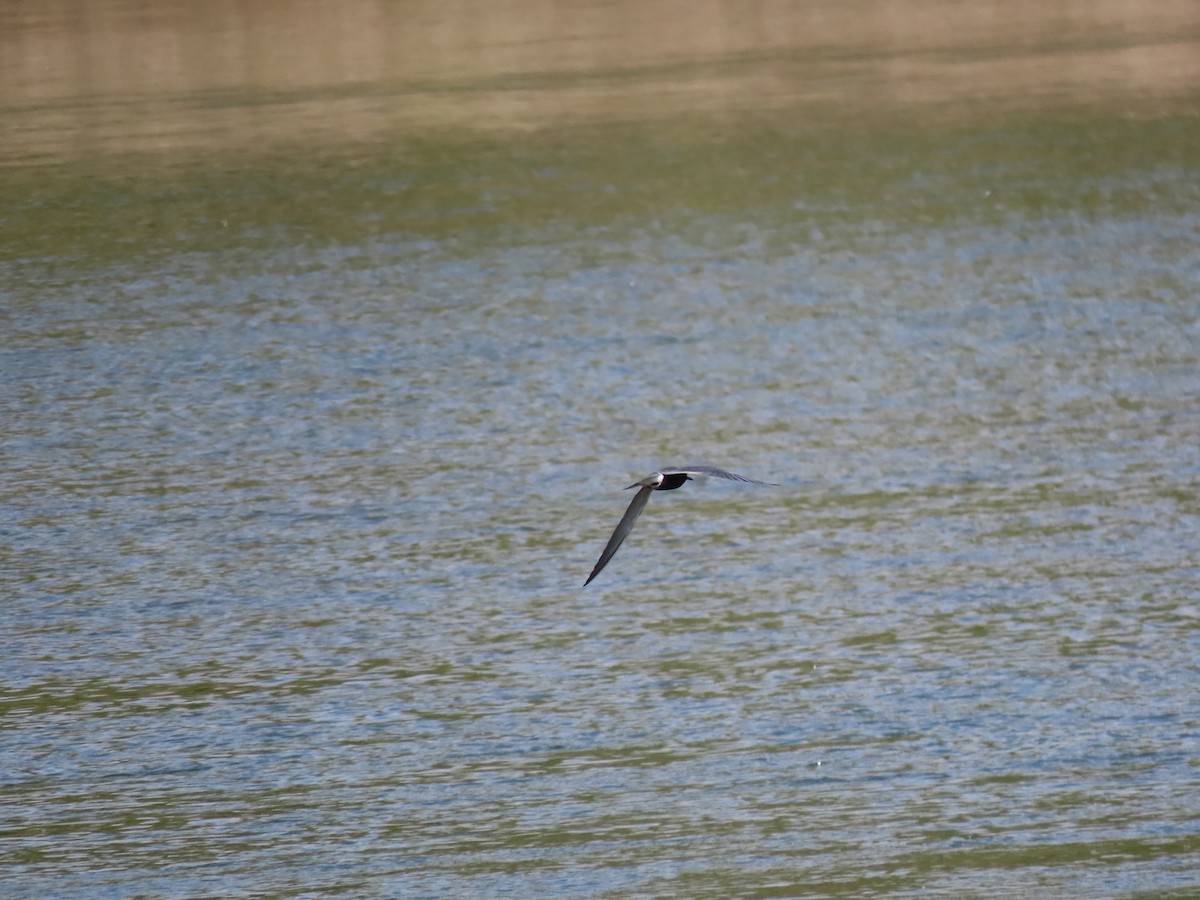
<box><xmin>2</xmin><ymin>1</ymin><xmax>1199</xmax><ymax>896</ymax></box>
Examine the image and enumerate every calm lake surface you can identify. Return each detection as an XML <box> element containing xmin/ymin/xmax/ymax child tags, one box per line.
<box><xmin>3</xmin><ymin>1</ymin><xmax>1200</xmax><ymax>897</ymax></box>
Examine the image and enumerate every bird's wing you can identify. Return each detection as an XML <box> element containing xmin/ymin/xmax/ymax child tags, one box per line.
<box><xmin>660</xmin><ymin>465</ymin><xmax>777</xmax><ymax>486</ymax></box>
<box><xmin>584</xmin><ymin>485</ymin><xmax>654</xmax><ymax>586</ymax></box>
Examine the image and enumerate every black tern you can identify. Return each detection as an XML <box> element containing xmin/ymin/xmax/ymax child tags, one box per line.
<box><xmin>584</xmin><ymin>466</ymin><xmax>776</xmax><ymax>586</ymax></box>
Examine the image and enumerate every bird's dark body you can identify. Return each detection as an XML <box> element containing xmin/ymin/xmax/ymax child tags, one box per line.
<box><xmin>655</xmin><ymin>473</ymin><xmax>690</xmax><ymax>491</ymax></box>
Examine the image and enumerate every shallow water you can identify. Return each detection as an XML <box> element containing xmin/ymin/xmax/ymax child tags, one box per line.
<box><xmin>3</xmin><ymin>2</ymin><xmax>1200</xmax><ymax>898</ymax></box>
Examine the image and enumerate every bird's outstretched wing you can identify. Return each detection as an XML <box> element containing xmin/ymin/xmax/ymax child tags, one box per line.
<box><xmin>660</xmin><ymin>465</ymin><xmax>777</xmax><ymax>486</ymax></box>
<box><xmin>584</xmin><ymin>485</ymin><xmax>654</xmax><ymax>586</ymax></box>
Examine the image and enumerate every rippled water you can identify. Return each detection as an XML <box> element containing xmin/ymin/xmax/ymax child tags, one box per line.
<box><xmin>4</xmin><ymin>3</ymin><xmax>1200</xmax><ymax>898</ymax></box>
<box><xmin>6</xmin><ymin>182</ymin><xmax>1200</xmax><ymax>895</ymax></box>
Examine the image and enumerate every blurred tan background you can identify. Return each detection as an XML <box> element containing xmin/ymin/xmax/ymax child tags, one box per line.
<box><xmin>3</xmin><ymin>0</ymin><xmax>1198</xmax><ymax>162</ymax></box>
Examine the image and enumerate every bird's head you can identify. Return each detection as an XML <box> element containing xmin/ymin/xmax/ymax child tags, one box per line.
<box><xmin>626</xmin><ymin>472</ymin><xmax>665</xmax><ymax>490</ymax></box>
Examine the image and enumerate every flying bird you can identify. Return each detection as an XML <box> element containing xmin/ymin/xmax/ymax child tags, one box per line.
<box><xmin>584</xmin><ymin>466</ymin><xmax>776</xmax><ymax>586</ymax></box>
